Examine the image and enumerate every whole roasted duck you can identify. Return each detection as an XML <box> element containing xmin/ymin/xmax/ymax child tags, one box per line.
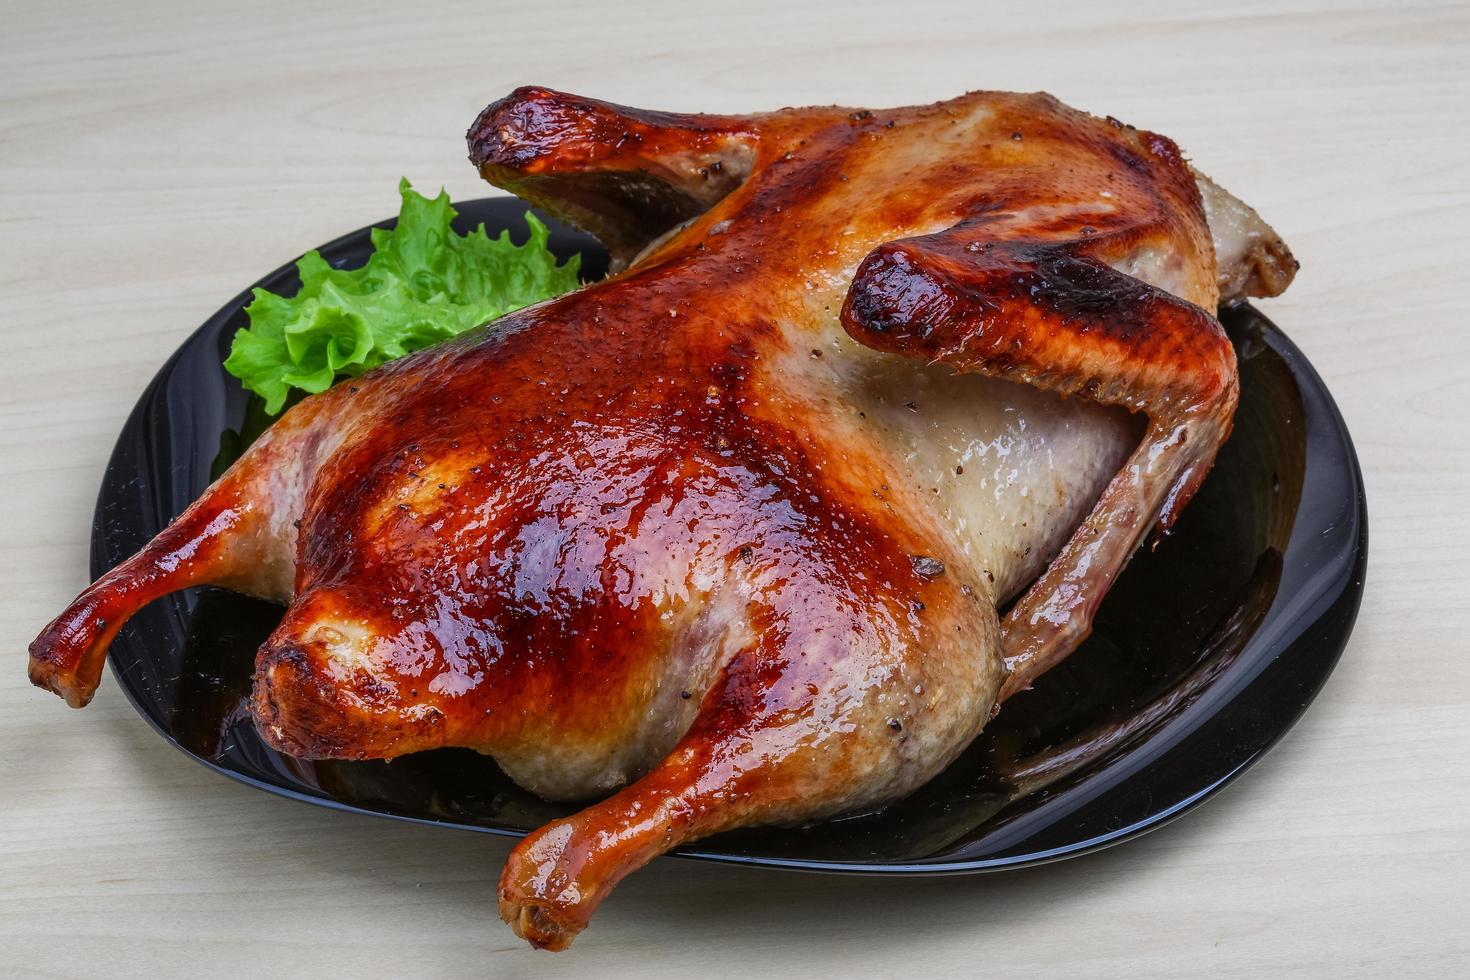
<box><xmin>29</xmin><ymin>87</ymin><xmax>1295</xmax><ymax>950</ymax></box>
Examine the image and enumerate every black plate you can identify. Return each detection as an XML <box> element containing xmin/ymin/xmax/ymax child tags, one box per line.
<box><xmin>94</xmin><ymin>197</ymin><xmax>1366</xmax><ymax>873</ymax></box>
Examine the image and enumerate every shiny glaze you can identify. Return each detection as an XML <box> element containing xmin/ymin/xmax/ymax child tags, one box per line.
<box><xmin>29</xmin><ymin>87</ymin><xmax>1295</xmax><ymax>950</ymax></box>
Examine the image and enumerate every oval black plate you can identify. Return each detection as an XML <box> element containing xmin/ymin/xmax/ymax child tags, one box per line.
<box><xmin>95</xmin><ymin>197</ymin><xmax>1366</xmax><ymax>873</ymax></box>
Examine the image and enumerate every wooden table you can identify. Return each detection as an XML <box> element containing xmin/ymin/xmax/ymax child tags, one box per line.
<box><xmin>3</xmin><ymin>1</ymin><xmax>1466</xmax><ymax>976</ymax></box>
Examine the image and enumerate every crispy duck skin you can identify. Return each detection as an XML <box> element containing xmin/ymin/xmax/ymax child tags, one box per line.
<box><xmin>30</xmin><ymin>87</ymin><xmax>1295</xmax><ymax>950</ymax></box>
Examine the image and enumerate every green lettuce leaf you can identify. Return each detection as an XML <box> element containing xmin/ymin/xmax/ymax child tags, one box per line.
<box><xmin>224</xmin><ymin>179</ymin><xmax>580</xmax><ymax>413</ymax></box>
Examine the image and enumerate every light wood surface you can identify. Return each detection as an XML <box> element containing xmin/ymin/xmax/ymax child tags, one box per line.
<box><xmin>2</xmin><ymin>1</ymin><xmax>1467</xmax><ymax>976</ymax></box>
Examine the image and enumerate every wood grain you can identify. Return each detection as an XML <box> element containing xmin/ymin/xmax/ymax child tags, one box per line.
<box><xmin>1</xmin><ymin>0</ymin><xmax>1466</xmax><ymax>976</ymax></box>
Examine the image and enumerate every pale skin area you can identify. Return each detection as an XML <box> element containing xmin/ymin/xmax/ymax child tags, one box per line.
<box><xmin>28</xmin><ymin>89</ymin><xmax>1294</xmax><ymax>950</ymax></box>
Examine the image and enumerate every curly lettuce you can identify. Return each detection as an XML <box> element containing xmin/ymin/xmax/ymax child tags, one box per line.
<box><xmin>224</xmin><ymin>179</ymin><xmax>580</xmax><ymax>413</ymax></box>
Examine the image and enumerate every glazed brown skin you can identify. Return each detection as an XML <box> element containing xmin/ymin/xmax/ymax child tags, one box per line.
<box><xmin>29</xmin><ymin>87</ymin><xmax>1295</xmax><ymax>951</ymax></box>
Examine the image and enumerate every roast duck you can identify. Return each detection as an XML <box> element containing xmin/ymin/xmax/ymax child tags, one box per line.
<box><xmin>29</xmin><ymin>87</ymin><xmax>1296</xmax><ymax>950</ymax></box>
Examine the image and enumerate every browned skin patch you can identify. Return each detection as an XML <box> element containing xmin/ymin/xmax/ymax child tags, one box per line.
<box><xmin>29</xmin><ymin>87</ymin><xmax>1292</xmax><ymax>951</ymax></box>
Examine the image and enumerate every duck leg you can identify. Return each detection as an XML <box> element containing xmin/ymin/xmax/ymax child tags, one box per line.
<box><xmin>28</xmin><ymin>390</ymin><xmax>349</xmax><ymax>707</ymax></box>
<box><xmin>498</xmin><ymin>561</ymin><xmax>1003</xmax><ymax>950</ymax></box>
